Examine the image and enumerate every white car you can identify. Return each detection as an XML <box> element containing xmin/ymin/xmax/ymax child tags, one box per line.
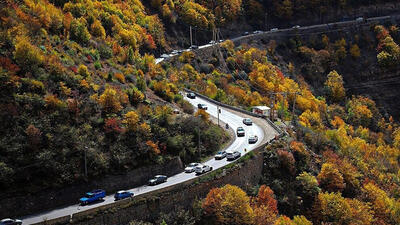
<box><xmin>195</xmin><ymin>164</ymin><xmax>213</xmax><ymax>175</ymax></box>
<box><xmin>160</xmin><ymin>53</ymin><xmax>169</xmax><ymax>58</ymax></box>
<box><xmin>185</xmin><ymin>163</ymin><xmax>200</xmax><ymax>173</ymax></box>
<box><xmin>248</xmin><ymin>135</ymin><xmax>258</xmax><ymax>144</ymax></box>
<box><xmin>209</xmin><ymin>40</ymin><xmax>216</xmax><ymax>45</ymax></box>
<box><xmin>292</xmin><ymin>25</ymin><xmax>301</xmax><ymax>29</ymax></box>
<box><xmin>226</xmin><ymin>151</ymin><xmax>241</xmax><ymax>161</ymax></box>
<box><xmin>0</xmin><ymin>218</ymin><xmax>22</xmax><ymax>225</ymax></box>
<box><xmin>215</xmin><ymin>150</ymin><xmax>227</xmax><ymax>160</ymax></box>
<box><xmin>243</xmin><ymin>118</ymin><xmax>253</xmax><ymax>126</ymax></box>
<box><xmin>270</xmin><ymin>28</ymin><xmax>278</xmax><ymax>32</ymax></box>
<box><xmin>236</xmin><ymin>127</ymin><xmax>245</xmax><ymax>137</ymax></box>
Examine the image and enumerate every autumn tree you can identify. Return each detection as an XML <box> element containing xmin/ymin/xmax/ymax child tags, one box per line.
<box><xmin>99</xmin><ymin>87</ymin><xmax>122</xmax><ymax>113</ymax></box>
<box><xmin>124</xmin><ymin>111</ymin><xmax>140</xmax><ymax>132</ymax></box>
<box><xmin>253</xmin><ymin>185</ymin><xmax>278</xmax><ymax>225</ymax></box>
<box><xmin>13</xmin><ymin>36</ymin><xmax>44</xmax><ymax>72</ymax></box>
<box><xmin>324</xmin><ymin>70</ymin><xmax>345</xmax><ymax>103</ymax></box>
<box><xmin>70</xmin><ymin>18</ymin><xmax>91</xmax><ymax>45</ymax></box>
<box><xmin>317</xmin><ymin>163</ymin><xmax>345</xmax><ymax>193</ymax></box>
<box><xmin>195</xmin><ymin>109</ymin><xmax>209</xmax><ymax>122</ymax></box>
<box><xmin>202</xmin><ymin>184</ymin><xmax>254</xmax><ymax>224</ymax></box>
<box><xmin>91</xmin><ymin>20</ymin><xmax>106</xmax><ymax>39</ymax></box>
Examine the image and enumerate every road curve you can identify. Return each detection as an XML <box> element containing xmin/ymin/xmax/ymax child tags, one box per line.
<box><xmin>22</xmin><ymin>93</ymin><xmax>275</xmax><ymax>224</ymax></box>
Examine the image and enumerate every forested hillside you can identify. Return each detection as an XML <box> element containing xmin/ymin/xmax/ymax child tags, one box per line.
<box><xmin>1</xmin><ymin>0</ymin><xmax>400</xmax><ymax>224</ymax></box>
<box><xmin>0</xmin><ymin>0</ymin><xmax>229</xmax><ymax>194</ymax></box>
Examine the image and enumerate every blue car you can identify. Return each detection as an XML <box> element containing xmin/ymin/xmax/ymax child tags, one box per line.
<box><xmin>114</xmin><ymin>190</ymin><xmax>134</xmax><ymax>200</ymax></box>
<box><xmin>79</xmin><ymin>189</ymin><xmax>106</xmax><ymax>205</ymax></box>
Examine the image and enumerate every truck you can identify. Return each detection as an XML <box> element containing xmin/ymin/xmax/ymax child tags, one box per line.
<box><xmin>79</xmin><ymin>189</ymin><xmax>106</xmax><ymax>205</ymax></box>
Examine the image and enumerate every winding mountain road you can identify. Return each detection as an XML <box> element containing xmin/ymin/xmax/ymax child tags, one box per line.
<box><xmin>22</xmin><ymin>93</ymin><xmax>277</xmax><ymax>224</ymax></box>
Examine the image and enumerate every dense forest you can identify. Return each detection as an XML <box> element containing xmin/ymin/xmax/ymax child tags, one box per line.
<box><xmin>0</xmin><ymin>0</ymin><xmax>400</xmax><ymax>224</ymax></box>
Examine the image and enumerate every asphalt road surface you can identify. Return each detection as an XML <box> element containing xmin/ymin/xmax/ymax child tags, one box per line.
<box><xmin>22</xmin><ymin>93</ymin><xmax>268</xmax><ymax>224</ymax></box>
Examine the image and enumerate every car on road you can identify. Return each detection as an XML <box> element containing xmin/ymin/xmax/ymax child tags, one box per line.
<box><xmin>197</xmin><ymin>103</ymin><xmax>208</xmax><ymax>110</ymax></box>
<box><xmin>171</xmin><ymin>50</ymin><xmax>179</xmax><ymax>55</ymax></box>
<box><xmin>177</xmin><ymin>49</ymin><xmax>184</xmax><ymax>53</ymax></box>
<box><xmin>209</xmin><ymin>40</ymin><xmax>216</xmax><ymax>44</ymax></box>
<box><xmin>236</xmin><ymin>127</ymin><xmax>245</xmax><ymax>137</ymax></box>
<box><xmin>148</xmin><ymin>175</ymin><xmax>167</xmax><ymax>185</ymax></box>
<box><xmin>195</xmin><ymin>164</ymin><xmax>213</xmax><ymax>175</ymax></box>
<box><xmin>243</xmin><ymin>118</ymin><xmax>253</xmax><ymax>126</ymax></box>
<box><xmin>243</xmin><ymin>31</ymin><xmax>249</xmax><ymax>35</ymax></box>
<box><xmin>227</xmin><ymin>151</ymin><xmax>241</xmax><ymax>161</ymax></box>
<box><xmin>215</xmin><ymin>150</ymin><xmax>227</xmax><ymax>160</ymax></box>
<box><xmin>187</xmin><ymin>92</ymin><xmax>196</xmax><ymax>99</ymax></box>
<box><xmin>190</xmin><ymin>45</ymin><xmax>199</xmax><ymax>49</ymax></box>
<box><xmin>79</xmin><ymin>189</ymin><xmax>106</xmax><ymax>205</ymax></box>
<box><xmin>356</xmin><ymin>17</ymin><xmax>364</xmax><ymax>22</ymax></box>
<box><xmin>253</xmin><ymin>30</ymin><xmax>262</xmax><ymax>34</ymax></box>
<box><xmin>185</xmin><ymin>162</ymin><xmax>200</xmax><ymax>173</ymax></box>
<box><xmin>270</xmin><ymin>28</ymin><xmax>279</xmax><ymax>32</ymax></box>
<box><xmin>292</xmin><ymin>25</ymin><xmax>301</xmax><ymax>29</ymax></box>
<box><xmin>218</xmin><ymin>39</ymin><xmax>224</xmax><ymax>43</ymax></box>
<box><xmin>114</xmin><ymin>190</ymin><xmax>134</xmax><ymax>200</ymax></box>
<box><xmin>0</xmin><ymin>218</ymin><xmax>22</xmax><ymax>225</ymax></box>
<box><xmin>160</xmin><ymin>53</ymin><xmax>169</xmax><ymax>58</ymax></box>
<box><xmin>248</xmin><ymin>135</ymin><xmax>258</xmax><ymax>144</ymax></box>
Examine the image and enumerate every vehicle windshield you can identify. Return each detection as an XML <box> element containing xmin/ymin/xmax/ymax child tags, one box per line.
<box><xmin>188</xmin><ymin>163</ymin><xmax>197</xmax><ymax>167</ymax></box>
<box><xmin>238</xmin><ymin>127</ymin><xmax>244</xmax><ymax>131</ymax></box>
<box><xmin>217</xmin><ymin>151</ymin><xmax>224</xmax><ymax>154</ymax></box>
<box><xmin>85</xmin><ymin>194</ymin><xmax>93</xmax><ymax>198</ymax></box>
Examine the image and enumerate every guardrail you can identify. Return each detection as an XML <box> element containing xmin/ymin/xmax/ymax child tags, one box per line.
<box><xmin>183</xmin><ymin>88</ymin><xmax>285</xmax><ymax>137</ymax></box>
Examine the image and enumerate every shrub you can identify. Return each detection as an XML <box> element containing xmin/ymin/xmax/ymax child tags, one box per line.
<box><xmin>13</xmin><ymin>36</ymin><xmax>44</xmax><ymax>72</ymax></box>
<box><xmin>70</xmin><ymin>18</ymin><xmax>91</xmax><ymax>45</ymax></box>
<box><xmin>78</xmin><ymin>64</ymin><xmax>90</xmax><ymax>77</ymax></box>
<box><xmin>114</xmin><ymin>73</ymin><xmax>125</xmax><ymax>83</ymax></box>
<box><xmin>349</xmin><ymin>44</ymin><xmax>360</xmax><ymax>58</ymax></box>
<box><xmin>90</xmin><ymin>20</ymin><xmax>106</xmax><ymax>39</ymax></box>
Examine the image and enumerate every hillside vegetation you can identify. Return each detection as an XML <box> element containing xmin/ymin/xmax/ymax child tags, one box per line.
<box><xmin>1</xmin><ymin>0</ymin><xmax>400</xmax><ymax>224</ymax></box>
<box><xmin>0</xmin><ymin>0</ymin><xmax>229</xmax><ymax>194</ymax></box>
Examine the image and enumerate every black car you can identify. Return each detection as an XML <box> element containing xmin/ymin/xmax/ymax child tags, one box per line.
<box><xmin>148</xmin><ymin>175</ymin><xmax>167</xmax><ymax>185</ymax></box>
<box><xmin>0</xmin><ymin>219</ymin><xmax>22</xmax><ymax>225</ymax></box>
<box><xmin>187</xmin><ymin>92</ymin><xmax>196</xmax><ymax>99</ymax></box>
<box><xmin>197</xmin><ymin>104</ymin><xmax>208</xmax><ymax>110</ymax></box>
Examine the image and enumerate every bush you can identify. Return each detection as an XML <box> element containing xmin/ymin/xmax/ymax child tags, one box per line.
<box><xmin>13</xmin><ymin>36</ymin><xmax>44</xmax><ymax>72</ymax></box>
<box><xmin>179</xmin><ymin>99</ymin><xmax>194</xmax><ymax>114</ymax></box>
<box><xmin>78</xmin><ymin>64</ymin><xmax>90</xmax><ymax>77</ymax></box>
<box><xmin>70</xmin><ymin>18</ymin><xmax>91</xmax><ymax>45</ymax></box>
<box><xmin>90</xmin><ymin>20</ymin><xmax>106</xmax><ymax>39</ymax></box>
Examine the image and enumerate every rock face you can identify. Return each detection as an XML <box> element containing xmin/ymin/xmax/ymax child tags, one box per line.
<box><xmin>0</xmin><ymin>157</ymin><xmax>184</xmax><ymax>218</ymax></box>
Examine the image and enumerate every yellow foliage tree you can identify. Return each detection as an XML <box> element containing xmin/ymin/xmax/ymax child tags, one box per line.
<box><xmin>202</xmin><ymin>184</ymin><xmax>254</xmax><ymax>225</ymax></box>
<box><xmin>99</xmin><ymin>88</ymin><xmax>122</xmax><ymax>113</ymax></box>
<box><xmin>124</xmin><ymin>111</ymin><xmax>139</xmax><ymax>132</ymax></box>
<box><xmin>324</xmin><ymin>70</ymin><xmax>345</xmax><ymax>102</ymax></box>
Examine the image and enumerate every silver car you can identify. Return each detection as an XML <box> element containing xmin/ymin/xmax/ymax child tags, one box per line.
<box><xmin>185</xmin><ymin>163</ymin><xmax>200</xmax><ymax>173</ymax></box>
<box><xmin>226</xmin><ymin>151</ymin><xmax>241</xmax><ymax>161</ymax></box>
<box><xmin>215</xmin><ymin>150</ymin><xmax>227</xmax><ymax>160</ymax></box>
<box><xmin>243</xmin><ymin>118</ymin><xmax>253</xmax><ymax>125</ymax></box>
<box><xmin>248</xmin><ymin>135</ymin><xmax>258</xmax><ymax>144</ymax></box>
<box><xmin>195</xmin><ymin>164</ymin><xmax>213</xmax><ymax>175</ymax></box>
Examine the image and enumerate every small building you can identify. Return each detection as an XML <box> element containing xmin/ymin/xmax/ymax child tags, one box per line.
<box><xmin>252</xmin><ymin>106</ymin><xmax>271</xmax><ymax>117</ymax></box>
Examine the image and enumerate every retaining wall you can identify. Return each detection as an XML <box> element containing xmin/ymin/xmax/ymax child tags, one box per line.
<box><xmin>38</xmin><ymin>144</ymin><xmax>266</xmax><ymax>225</ymax></box>
<box><xmin>2</xmin><ymin>157</ymin><xmax>183</xmax><ymax>219</ymax></box>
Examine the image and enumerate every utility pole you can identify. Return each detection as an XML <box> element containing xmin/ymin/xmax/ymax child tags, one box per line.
<box><xmin>265</xmin><ymin>12</ymin><xmax>268</xmax><ymax>31</ymax></box>
<box><xmin>84</xmin><ymin>146</ymin><xmax>88</xmax><ymax>177</ymax></box>
<box><xmin>217</xmin><ymin>106</ymin><xmax>221</xmax><ymax>126</ymax></box>
<box><xmin>190</xmin><ymin>26</ymin><xmax>193</xmax><ymax>47</ymax></box>
<box><xmin>198</xmin><ymin>123</ymin><xmax>201</xmax><ymax>158</ymax></box>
